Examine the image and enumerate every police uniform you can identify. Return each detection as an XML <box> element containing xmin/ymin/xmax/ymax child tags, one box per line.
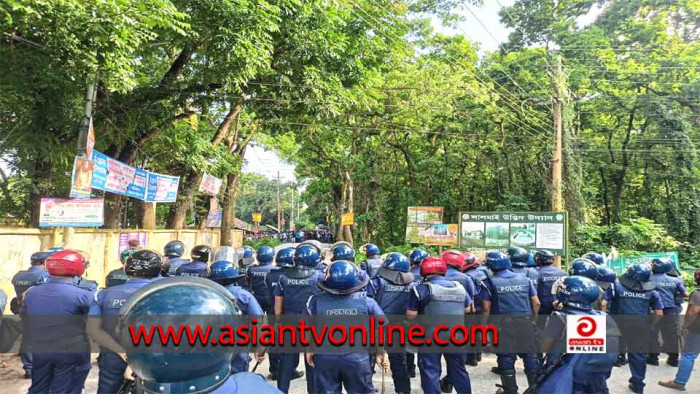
<box><xmin>360</xmin><ymin>257</ymin><xmax>382</xmax><ymax>279</ymax></box>
<box><xmin>89</xmin><ymin>278</ymin><xmax>155</xmax><ymax>393</ymax></box>
<box><xmin>650</xmin><ymin>271</ymin><xmax>687</xmax><ymax>363</ymax></box>
<box><xmin>274</xmin><ymin>270</ymin><xmax>324</xmax><ymax>393</ymax></box>
<box><xmin>604</xmin><ymin>279</ymin><xmax>663</xmax><ymax>392</ymax></box>
<box><xmin>167</xmin><ymin>257</ymin><xmax>190</xmax><ymax>276</ymax></box>
<box><xmin>22</xmin><ymin>278</ymin><xmax>94</xmax><ymax>394</ymax></box>
<box><xmin>223</xmin><ymin>283</ymin><xmax>264</xmax><ymax>374</ymax></box>
<box><xmin>306</xmin><ymin>291</ymin><xmax>384</xmax><ymax>394</ymax></box>
<box><xmin>511</xmin><ymin>266</ymin><xmax>539</xmax><ymax>288</ymax></box>
<box><xmin>464</xmin><ymin>266</ymin><xmax>489</xmax><ymax>366</ymax></box>
<box><xmin>479</xmin><ymin>269</ymin><xmax>538</xmax><ymax>385</ymax></box>
<box><xmin>247</xmin><ymin>262</ymin><xmax>276</xmax><ymax>312</ymax></box>
<box><xmin>12</xmin><ymin>265</ymin><xmax>50</xmax><ymax>375</ymax></box>
<box><xmin>408</xmin><ymin>276</ymin><xmax>472</xmax><ymax>394</ymax></box>
<box><xmin>104</xmin><ymin>267</ymin><xmax>128</xmax><ymax>288</ymax></box>
<box><xmin>536</xmin><ymin>264</ymin><xmax>567</xmax><ymax>316</ymax></box>
<box><xmin>175</xmin><ymin>260</ymin><xmax>208</xmax><ymax>277</ymax></box>
<box><xmin>265</xmin><ymin>266</ymin><xmax>287</xmax><ymax>380</ymax></box>
<box><xmin>209</xmin><ymin>372</ymin><xmax>283</xmax><ymax>393</ymax></box>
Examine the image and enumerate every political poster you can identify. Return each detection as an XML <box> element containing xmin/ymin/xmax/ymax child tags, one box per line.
<box><xmin>207</xmin><ymin>211</ymin><xmax>222</xmax><ymax>228</ymax></box>
<box><xmin>91</xmin><ymin>151</ymin><xmax>147</xmax><ymax>199</ymax></box>
<box><xmin>146</xmin><ymin>172</ymin><xmax>180</xmax><ymax>203</ymax></box>
<box><xmin>69</xmin><ymin>156</ymin><xmax>94</xmax><ymax>199</ymax></box>
<box><xmin>39</xmin><ymin>198</ymin><xmax>104</xmax><ymax>227</ymax></box>
<box><xmin>198</xmin><ymin>173</ymin><xmax>222</xmax><ymax>196</ymax></box>
<box><xmin>405</xmin><ymin>206</ymin><xmax>444</xmax><ymax>244</ymax></box>
<box><xmin>424</xmin><ymin>224</ymin><xmax>459</xmax><ymax>246</ymax></box>
<box><xmin>118</xmin><ymin>232</ymin><xmax>148</xmax><ymax>258</ymax></box>
<box><xmin>459</xmin><ymin>212</ymin><xmax>567</xmax><ymax>255</ymax></box>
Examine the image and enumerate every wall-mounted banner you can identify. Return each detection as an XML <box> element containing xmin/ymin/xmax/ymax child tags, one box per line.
<box><xmin>405</xmin><ymin>206</ymin><xmax>444</xmax><ymax>244</ymax></box>
<box><xmin>91</xmin><ymin>151</ymin><xmax>147</xmax><ymax>199</ymax></box>
<box><xmin>39</xmin><ymin>198</ymin><xmax>104</xmax><ymax>227</ymax></box>
<box><xmin>69</xmin><ymin>156</ymin><xmax>94</xmax><ymax>199</ymax></box>
<box><xmin>118</xmin><ymin>232</ymin><xmax>148</xmax><ymax>258</ymax></box>
<box><xmin>459</xmin><ymin>212</ymin><xmax>567</xmax><ymax>255</ymax></box>
<box><xmin>198</xmin><ymin>173</ymin><xmax>222</xmax><ymax>196</ymax></box>
<box><xmin>146</xmin><ymin>172</ymin><xmax>179</xmax><ymax>202</ymax></box>
<box><xmin>424</xmin><ymin>224</ymin><xmax>459</xmax><ymax>246</ymax></box>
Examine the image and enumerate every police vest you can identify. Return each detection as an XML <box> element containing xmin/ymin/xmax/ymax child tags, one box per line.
<box><xmin>511</xmin><ymin>267</ymin><xmax>539</xmax><ymax>288</ymax></box>
<box><xmin>279</xmin><ymin>271</ymin><xmax>323</xmax><ymax>314</ymax></box>
<box><xmin>168</xmin><ymin>257</ymin><xmax>190</xmax><ymax>276</ymax></box>
<box><xmin>176</xmin><ymin>262</ymin><xmax>208</xmax><ymax>277</ymax></box>
<box><xmin>652</xmin><ymin>273</ymin><xmax>680</xmax><ymax>310</ymax></box>
<box><xmin>446</xmin><ymin>268</ymin><xmax>476</xmax><ymax>298</ymax></box>
<box><xmin>12</xmin><ymin>268</ymin><xmax>49</xmax><ymax>295</ymax></box>
<box><xmin>99</xmin><ymin>280</ymin><xmax>153</xmax><ymax>335</ymax></box>
<box><xmin>363</xmin><ymin>258</ymin><xmax>382</xmax><ymax>278</ymax></box>
<box><xmin>247</xmin><ymin>264</ymin><xmax>275</xmax><ymax>305</ymax></box>
<box><xmin>422</xmin><ymin>281</ymin><xmax>467</xmax><ymax>316</ymax></box>
<box><xmin>314</xmin><ymin>292</ymin><xmax>370</xmax><ymax>352</ymax></box>
<box><xmin>410</xmin><ymin>267</ymin><xmax>422</xmax><ymax>282</ymax></box>
<box><xmin>536</xmin><ymin>265</ymin><xmax>567</xmax><ymax>313</ymax></box>
<box><xmin>106</xmin><ymin>268</ymin><xmax>128</xmax><ymax>288</ymax></box>
<box><xmin>265</xmin><ymin>267</ymin><xmax>285</xmax><ymax>306</ymax></box>
<box><xmin>487</xmin><ymin>274</ymin><xmax>532</xmax><ymax>315</ymax></box>
<box><xmin>374</xmin><ymin>277</ymin><xmax>412</xmax><ymax>315</ymax></box>
<box><xmin>610</xmin><ymin>281</ymin><xmax>654</xmax><ymax>315</ymax></box>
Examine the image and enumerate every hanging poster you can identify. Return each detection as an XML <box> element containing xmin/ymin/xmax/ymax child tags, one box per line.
<box><xmin>86</xmin><ymin>117</ymin><xmax>96</xmax><ymax>160</ymax></box>
<box><xmin>405</xmin><ymin>206</ymin><xmax>444</xmax><ymax>244</ymax></box>
<box><xmin>69</xmin><ymin>156</ymin><xmax>94</xmax><ymax>199</ymax></box>
<box><xmin>39</xmin><ymin>198</ymin><xmax>104</xmax><ymax>227</ymax></box>
<box><xmin>424</xmin><ymin>224</ymin><xmax>459</xmax><ymax>246</ymax></box>
<box><xmin>341</xmin><ymin>212</ymin><xmax>355</xmax><ymax>226</ymax></box>
<box><xmin>91</xmin><ymin>151</ymin><xmax>147</xmax><ymax>199</ymax></box>
<box><xmin>198</xmin><ymin>173</ymin><xmax>223</xmax><ymax>196</ymax></box>
<box><xmin>252</xmin><ymin>213</ymin><xmax>262</xmax><ymax>223</ymax></box>
<box><xmin>459</xmin><ymin>212</ymin><xmax>567</xmax><ymax>255</ymax></box>
<box><xmin>207</xmin><ymin>211</ymin><xmax>222</xmax><ymax>228</ymax></box>
<box><xmin>146</xmin><ymin>172</ymin><xmax>180</xmax><ymax>203</ymax></box>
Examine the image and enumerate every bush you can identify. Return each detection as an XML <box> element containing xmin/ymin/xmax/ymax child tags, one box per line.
<box><xmin>243</xmin><ymin>237</ymin><xmax>282</xmax><ymax>250</ymax></box>
<box><xmin>571</xmin><ymin>219</ymin><xmax>680</xmax><ymax>257</ymax></box>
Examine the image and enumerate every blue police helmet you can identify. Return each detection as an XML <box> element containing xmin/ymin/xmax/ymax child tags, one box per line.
<box><xmin>534</xmin><ymin>250</ymin><xmax>556</xmax><ymax>266</ymax></box>
<box><xmin>651</xmin><ymin>258</ymin><xmax>674</xmax><ymax>274</ymax></box>
<box><xmin>554</xmin><ymin>276</ymin><xmax>600</xmax><ymax>310</ymax></box>
<box><xmin>525</xmin><ymin>252</ymin><xmax>537</xmax><ymax>267</ymax></box>
<box><xmin>331</xmin><ymin>244</ymin><xmax>355</xmax><ymax>262</ymax></box>
<box><xmin>242</xmin><ymin>245</ymin><xmax>255</xmax><ymax>259</ymax></box>
<box><xmin>624</xmin><ymin>263</ymin><xmax>652</xmax><ymax>282</ymax></box>
<box><xmin>294</xmin><ymin>244</ymin><xmax>321</xmax><ymax>269</ymax></box>
<box><xmin>207</xmin><ymin>261</ymin><xmax>243</xmax><ymax>285</ymax></box>
<box><xmin>595</xmin><ymin>266</ymin><xmax>616</xmax><ymax>290</ymax></box>
<box><xmin>48</xmin><ymin>246</ymin><xmax>64</xmax><ymax>254</ymax></box>
<box><xmin>322</xmin><ymin>260</ymin><xmax>361</xmax><ymax>290</ymax></box>
<box><xmin>485</xmin><ymin>251</ymin><xmax>511</xmax><ymax>270</ymax></box>
<box><xmin>275</xmin><ymin>247</ymin><xmax>296</xmax><ymax>268</ymax></box>
<box><xmin>256</xmin><ymin>246</ymin><xmax>275</xmax><ymax>264</ymax></box>
<box><xmin>583</xmin><ymin>252</ymin><xmax>606</xmax><ymax>265</ymax></box>
<box><xmin>119</xmin><ymin>277</ymin><xmax>240</xmax><ymax>393</ymax></box>
<box><xmin>362</xmin><ymin>243</ymin><xmax>381</xmax><ymax>257</ymax></box>
<box><xmin>507</xmin><ymin>247</ymin><xmax>529</xmax><ymax>267</ymax></box>
<box><xmin>409</xmin><ymin>249</ymin><xmax>429</xmax><ymax>265</ymax></box>
<box><xmin>569</xmin><ymin>258</ymin><xmax>599</xmax><ymax>281</ymax></box>
<box><xmin>164</xmin><ymin>241</ymin><xmax>185</xmax><ymax>258</ymax></box>
<box><xmin>382</xmin><ymin>252</ymin><xmax>410</xmax><ymax>273</ymax></box>
<box><xmin>30</xmin><ymin>251</ymin><xmax>52</xmax><ymax>266</ymax></box>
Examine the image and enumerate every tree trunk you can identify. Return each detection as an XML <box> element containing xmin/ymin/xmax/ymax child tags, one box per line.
<box><xmin>29</xmin><ymin>158</ymin><xmax>53</xmax><ymax>227</ymax></box>
<box><xmin>166</xmin><ymin>171</ymin><xmax>204</xmax><ymax>229</ymax></box>
<box><xmin>137</xmin><ymin>201</ymin><xmax>156</xmax><ymax>229</ymax></box>
<box><xmin>221</xmin><ymin>170</ymin><xmax>243</xmax><ymax>246</ymax></box>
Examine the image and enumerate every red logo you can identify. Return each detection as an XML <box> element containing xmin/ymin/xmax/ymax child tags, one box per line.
<box><xmin>576</xmin><ymin>316</ymin><xmax>597</xmax><ymax>337</ymax></box>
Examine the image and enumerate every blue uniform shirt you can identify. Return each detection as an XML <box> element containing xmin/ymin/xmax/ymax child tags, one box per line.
<box><xmin>176</xmin><ymin>261</ymin><xmax>208</xmax><ymax>277</ymax></box>
<box><xmin>12</xmin><ymin>266</ymin><xmax>50</xmax><ymax>296</ymax></box>
<box><xmin>224</xmin><ymin>285</ymin><xmax>264</xmax><ymax>316</ymax></box>
<box><xmin>407</xmin><ymin>276</ymin><xmax>472</xmax><ymax>312</ymax></box>
<box><xmin>305</xmin><ymin>292</ymin><xmax>385</xmax><ymax>317</ymax></box>
<box><xmin>603</xmin><ymin>282</ymin><xmax>664</xmax><ymax>312</ymax></box>
<box><xmin>446</xmin><ymin>267</ymin><xmax>476</xmax><ymax>298</ymax></box>
<box><xmin>167</xmin><ymin>257</ymin><xmax>190</xmax><ymax>276</ymax></box>
<box><xmin>477</xmin><ymin>269</ymin><xmax>537</xmax><ymax>302</ymax></box>
<box><xmin>89</xmin><ymin>278</ymin><xmax>155</xmax><ymax>335</ymax></box>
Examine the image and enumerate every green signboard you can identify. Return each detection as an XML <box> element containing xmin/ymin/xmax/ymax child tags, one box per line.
<box><xmin>459</xmin><ymin>211</ymin><xmax>567</xmax><ymax>255</ymax></box>
<box><xmin>606</xmin><ymin>252</ymin><xmax>679</xmax><ymax>275</ymax></box>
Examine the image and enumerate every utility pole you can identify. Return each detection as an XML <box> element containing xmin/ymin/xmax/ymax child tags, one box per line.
<box><xmin>290</xmin><ymin>186</ymin><xmax>295</xmax><ymax>231</ymax></box>
<box><xmin>551</xmin><ymin>53</ymin><xmax>564</xmax><ymax>212</ymax></box>
<box><xmin>76</xmin><ymin>81</ymin><xmax>97</xmax><ymax>155</ymax></box>
<box><xmin>276</xmin><ymin>171</ymin><xmax>281</xmax><ymax>232</ymax></box>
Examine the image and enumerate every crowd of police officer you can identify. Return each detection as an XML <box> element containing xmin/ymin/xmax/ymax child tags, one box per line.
<box><xmin>5</xmin><ymin>239</ymin><xmax>700</xmax><ymax>394</ymax></box>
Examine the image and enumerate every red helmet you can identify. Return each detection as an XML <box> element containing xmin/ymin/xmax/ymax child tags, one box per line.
<box><xmin>441</xmin><ymin>250</ymin><xmax>465</xmax><ymax>270</ymax></box>
<box><xmin>420</xmin><ymin>257</ymin><xmax>447</xmax><ymax>278</ymax></box>
<box><xmin>46</xmin><ymin>250</ymin><xmax>86</xmax><ymax>277</ymax></box>
<box><xmin>462</xmin><ymin>252</ymin><xmax>479</xmax><ymax>271</ymax></box>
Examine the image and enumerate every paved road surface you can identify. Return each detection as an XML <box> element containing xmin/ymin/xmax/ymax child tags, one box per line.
<box><xmin>2</xmin><ymin>352</ymin><xmax>697</xmax><ymax>393</ymax></box>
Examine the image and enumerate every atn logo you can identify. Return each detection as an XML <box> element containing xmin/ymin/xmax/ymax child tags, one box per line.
<box><xmin>566</xmin><ymin>315</ymin><xmax>606</xmax><ymax>353</ymax></box>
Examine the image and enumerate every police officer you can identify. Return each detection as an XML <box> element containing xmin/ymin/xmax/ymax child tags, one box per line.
<box><xmin>104</xmin><ymin>250</ymin><xmax>131</xmax><ymax>288</ymax></box>
<box><xmin>176</xmin><ymin>245</ymin><xmax>211</xmax><ymax>277</ymax></box>
<box><xmin>359</xmin><ymin>243</ymin><xmax>382</xmax><ymax>278</ymax></box>
<box><xmin>330</xmin><ymin>242</ymin><xmax>355</xmax><ymax>263</ymax></box>
<box><xmin>22</xmin><ymin>250</ymin><xmax>94</xmax><ymax>394</ymax></box>
<box><xmin>479</xmin><ymin>251</ymin><xmax>540</xmax><ymax>393</ymax></box>
<box><xmin>442</xmin><ymin>249</ymin><xmax>477</xmax><ymax>304</ymax></box>
<box><xmin>601</xmin><ymin>263</ymin><xmax>664</xmax><ymax>393</ymax></box>
<box><xmin>240</xmin><ymin>245</ymin><xmax>256</xmax><ymax>282</ymax></box>
<box><xmin>538</xmin><ymin>276</ymin><xmax>619</xmax><ymax>394</ymax></box>
<box><xmin>593</xmin><ymin>266</ymin><xmax>617</xmax><ymax>310</ymax></box>
<box><xmin>583</xmin><ymin>252</ymin><xmax>606</xmax><ymax>266</ymax></box>
<box><xmin>206</xmin><ymin>246</ymin><xmax>265</xmax><ymax>374</ymax></box>
<box><xmin>11</xmin><ymin>251</ymin><xmax>51</xmax><ymax>378</ymax></box>
<box><xmin>87</xmin><ymin>250</ymin><xmax>161</xmax><ymax>393</ymax></box>
<box><xmin>407</xmin><ymin>256</ymin><xmax>472</xmax><ymax>394</ymax></box>
<box><xmin>265</xmin><ymin>247</ymin><xmax>304</xmax><ymax>382</ymax></box>
<box><xmin>164</xmin><ymin>240</ymin><xmax>189</xmax><ymax>276</ymax></box>
<box><xmin>508</xmin><ymin>247</ymin><xmax>538</xmax><ymax>288</ymax></box>
<box><xmin>274</xmin><ymin>244</ymin><xmax>325</xmax><ymax>393</ymax></box>
<box><xmin>462</xmin><ymin>252</ymin><xmax>487</xmax><ymax>367</ymax></box>
<box><xmin>306</xmin><ymin>260</ymin><xmax>388</xmax><ymax>394</ymax></box>
<box><xmin>569</xmin><ymin>258</ymin><xmax>599</xmax><ymax>281</ymax></box>
<box><xmin>247</xmin><ymin>246</ymin><xmax>276</xmax><ymax>312</ymax></box>
<box><xmin>119</xmin><ymin>276</ymin><xmax>282</xmax><ymax>393</ymax></box>
<box><xmin>534</xmin><ymin>250</ymin><xmax>567</xmax><ymax>336</ymax></box>
<box><xmin>647</xmin><ymin>258</ymin><xmax>687</xmax><ymax>367</ymax></box>
<box><xmin>367</xmin><ymin>253</ymin><xmax>414</xmax><ymax>394</ymax></box>
<box><xmin>408</xmin><ymin>249</ymin><xmax>429</xmax><ymax>281</ymax></box>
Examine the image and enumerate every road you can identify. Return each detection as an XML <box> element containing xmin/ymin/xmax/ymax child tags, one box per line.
<box><xmin>2</xmin><ymin>352</ymin><xmax>696</xmax><ymax>393</ymax></box>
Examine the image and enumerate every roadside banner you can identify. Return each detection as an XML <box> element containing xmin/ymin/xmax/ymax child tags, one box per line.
<box><xmin>91</xmin><ymin>151</ymin><xmax>148</xmax><ymax>199</ymax></box>
<box><xmin>118</xmin><ymin>232</ymin><xmax>148</xmax><ymax>258</ymax></box>
<box><xmin>405</xmin><ymin>206</ymin><xmax>444</xmax><ymax>244</ymax></box>
<box><xmin>341</xmin><ymin>212</ymin><xmax>355</xmax><ymax>226</ymax></box>
<box><xmin>459</xmin><ymin>211</ymin><xmax>567</xmax><ymax>255</ymax></box>
<box><xmin>39</xmin><ymin>198</ymin><xmax>104</xmax><ymax>227</ymax></box>
<box><xmin>69</xmin><ymin>156</ymin><xmax>94</xmax><ymax>199</ymax></box>
<box><xmin>198</xmin><ymin>173</ymin><xmax>222</xmax><ymax>196</ymax></box>
<box><xmin>607</xmin><ymin>252</ymin><xmax>679</xmax><ymax>275</ymax></box>
<box><xmin>424</xmin><ymin>224</ymin><xmax>459</xmax><ymax>246</ymax></box>
<box><xmin>146</xmin><ymin>172</ymin><xmax>180</xmax><ymax>202</ymax></box>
